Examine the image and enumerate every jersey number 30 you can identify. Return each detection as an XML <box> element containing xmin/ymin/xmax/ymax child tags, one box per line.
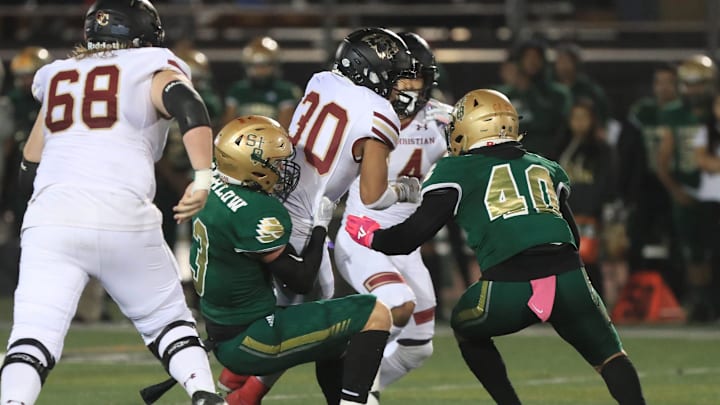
<box><xmin>291</xmin><ymin>91</ymin><xmax>349</xmax><ymax>175</ymax></box>
<box><xmin>485</xmin><ymin>163</ymin><xmax>560</xmax><ymax>221</ymax></box>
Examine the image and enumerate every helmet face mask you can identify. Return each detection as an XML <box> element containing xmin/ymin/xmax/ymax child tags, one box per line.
<box><xmin>84</xmin><ymin>0</ymin><xmax>164</xmax><ymax>50</ymax></box>
<box><xmin>392</xmin><ymin>32</ymin><xmax>438</xmax><ymax>118</ymax></box>
<box><xmin>333</xmin><ymin>27</ymin><xmax>416</xmax><ymax>99</ymax></box>
<box><xmin>446</xmin><ymin>89</ymin><xmax>520</xmax><ymax>156</ymax></box>
<box><xmin>214</xmin><ymin>116</ymin><xmax>300</xmax><ymax>202</ymax></box>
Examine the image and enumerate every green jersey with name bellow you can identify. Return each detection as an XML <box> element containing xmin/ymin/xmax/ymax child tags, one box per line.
<box><xmin>423</xmin><ymin>150</ymin><xmax>575</xmax><ymax>271</ymax></box>
<box><xmin>225</xmin><ymin>79</ymin><xmax>301</xmax><ymax>120</ymax></box>
<box><xmin>659</xmin><ymin>101</ymin><xmax>701</xmax><ymax>189</ymax></box>
<box><xmin>190</xmin><ymin>177</ymin><xmax>291</xmax><ymax>326</ymax></box>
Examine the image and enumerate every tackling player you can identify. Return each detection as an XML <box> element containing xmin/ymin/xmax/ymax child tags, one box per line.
<box><xmin>218</xmin><ymin>27</ymin><xmax>421</xmax><ymax>403</ymax></box>
<box><xmin>334</xmin><ymin>32</ymin><xmax>450</xmax><ymax>400</ymax></box>
<box><xmin>345</xmin><ymin>89</ymin><xmax>646</xmax><ymax>405</ymax></box>
<box><xmin>190</xmin><ymin>115</ymin><xmax>392</xmax><ymax>405</ymax></box>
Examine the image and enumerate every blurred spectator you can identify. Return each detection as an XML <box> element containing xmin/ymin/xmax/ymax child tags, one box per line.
<box><xmin>555</xmin><ymin>100</ymin><xmax>617</xmax><ymax>300</ymax></box>
<box><xmin>657</xmin><ymin>55</ymin><xmax>716</xmax><ymax>321</ymax></box>
<box><xmin>553</xmin><ymin>42</ymin><xmax>610</xmax><ymax>126</ymax></box>
<box><xmin>692</xmin><ymin>91</ymin><xmax>720</xmax><ymax>321</ymax></box>
<box><xmin>2</xmin><ymin>47</ymin><xmax>51</xmax><ymax>235</ymax></box>
<box><xmin>222</xmin><ymin>36</ymin><xmax>302</xmax><ymax>129</ymax></box>
<box><xmin>623</xmin><ymin>64</ymin><xmax>683</xmax><ymax>295</ymax></box>
<box><xmin>495</xmin><ymin>39</ymin><xmax>571</xmax><ymax>158</ymax></box>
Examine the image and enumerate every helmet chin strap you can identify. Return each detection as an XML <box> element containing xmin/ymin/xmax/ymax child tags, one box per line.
<box><xmin>467</xmin><ymin>137</ymin><xmax>516</xmax><ymax>150</ymax></box>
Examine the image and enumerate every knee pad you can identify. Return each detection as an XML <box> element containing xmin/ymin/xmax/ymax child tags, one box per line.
<box><xmin>148</xmin><ymin>320</ymin><xmax>205</xmax><ymax>372</ymax></box>
<box><xmin>394</xmin><ymin>340</ymin><xmax>434</xmax><ymax>371</ymax></box>
<box><xmin>370</xmin><ymin>280</ymin><xmax>416</xmax><ymax>309</ymax></box>
<box><xmin>1</xmin><ymin>338</ymin><xmax>56</xmax><ymax>385</ymax></box>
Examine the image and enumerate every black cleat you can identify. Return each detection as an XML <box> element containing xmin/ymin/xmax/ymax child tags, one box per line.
<box><xmin>191</xmin><ymin>390</ymin><xmax>228</xmax><ymax>405</ymax></box>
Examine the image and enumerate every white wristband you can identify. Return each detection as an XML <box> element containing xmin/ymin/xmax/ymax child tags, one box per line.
<box><xmin>192</xmin><ymin>169</ymin><xmax>213</xmax><ymax>193</ymax></box>
<box><xmin>364</xmin><ymin>185</ymin><xmax>399</xmax><ymax>210</ymax></box>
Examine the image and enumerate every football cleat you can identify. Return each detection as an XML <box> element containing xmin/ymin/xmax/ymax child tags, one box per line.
<box><xmin>191</xmin><ymin>390</ymin><xmax>228</xmax><ymax>405</ymax></box>
<box><xmin>217</xmin><ymin>368</ymin><xmax>250</xmax><ymax>393</ymax></box>
<box><xmin>224</xmin><ymin>376</ymin><xmax>270</xmax><ymax>405</ymax></box>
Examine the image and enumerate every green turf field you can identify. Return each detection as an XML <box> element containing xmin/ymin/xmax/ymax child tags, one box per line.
<box><xmin>0</xmin><ymin>322</ymin><xmax>717</xmax><ymax>404</ymax></box>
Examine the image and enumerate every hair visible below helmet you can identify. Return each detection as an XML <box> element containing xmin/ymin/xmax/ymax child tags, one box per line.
<box><xmin>446</xmin><ymin>89</ymin><xmax>521</xmax><ymax>156</ymax></box>
<box><xmin>393</xmin><ymin>32</ymin><xmax>438</xmax><ymax>118</ymax></box>
<box><xmin>333</xmin><ymin>27</ymin><xmax>416</xmax><ymax>99</ymax></box>
<box><xmin>11</xmin><ymin>47</ymin><xmax>52</xmax><ymax>76</ymax></box>
<box><xmin>84</xmin><ymin>0</ymin><xmax>164</xmax><ymax>50</ymax></box>
<box><xmin>214</xmin><ymin>116</ymin><xmax>300</xmax><ymax>201</ymax></box>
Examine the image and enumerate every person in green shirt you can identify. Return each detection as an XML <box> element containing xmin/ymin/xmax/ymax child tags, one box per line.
<box><xmin>657</xmin><ymin>55</ymin><xmax>716</xmax><ymax>321</ymax></box>
<box><xmin>344</xmin><ymin>89</ymin><xmax>645</xmax><ymax>405</ymax></box>
<box><xmin>191</xmin><ymin>115</ymin><xmax>391</xmax><ymax>405</ymax></box>
<box><xmin>495</xmin><ymin>40</ymin><xmax>571</xmax><ymax>158</ymax></box>
<box><xmin>222</xmin><ymin>36</ymin><xmax>302</xmax><ymax>130</ymax></box>
<box><xmin>553</xmin><ymin>42</ymin><xmax>610</xmax><ymax>126</ymax></box>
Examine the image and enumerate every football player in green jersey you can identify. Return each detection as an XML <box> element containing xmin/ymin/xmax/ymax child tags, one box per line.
<box><xmin>222</xmin><ymin>37</ymin><xmax>302</xmax><ymax>130</ymax></box>
<box><xmin>191</xmin><ymin>115</ymin><xmax>391</xmax><ymax>405</ymax></box>
<box><xmin>344</xmin><ymin>89</ymin><xmax>646</xmax><ymax>404</ymax></box>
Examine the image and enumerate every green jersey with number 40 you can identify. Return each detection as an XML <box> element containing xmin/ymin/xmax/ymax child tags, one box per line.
<box><xmin>190</xmin><ymin>177</ymin><xmax>292</xmax><ymax>326</ymax></box>
<box><xmin>423</xmin><ymin>150</ymin><xmax>576</xmax><ymax>271</ymax></box>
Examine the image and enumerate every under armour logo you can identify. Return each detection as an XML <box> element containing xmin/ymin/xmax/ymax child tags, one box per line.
<box><xmin>358</xmin><ymin>227</ymin><xmax>367</xmax><ymax>238</ymax></box>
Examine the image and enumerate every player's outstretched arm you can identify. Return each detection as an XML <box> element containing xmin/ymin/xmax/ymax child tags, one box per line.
<box><xmin>261</xmin><ymin>197</ymin><xmax>335</xmax><ymax>294</ymax></box>
<box><xmin>346</xmin><ymin>187</ymin><xmax>458</xmax><ymax>255</ymax></box>
<box><xmin>151</xmin><ymin>70</ymin><xmax>214</xmax><ymax>223</ymax></box>
<box><xmin>18</xmin><ymin>110</ymin><xmax>46</xmax><ymax>199</ymax></box>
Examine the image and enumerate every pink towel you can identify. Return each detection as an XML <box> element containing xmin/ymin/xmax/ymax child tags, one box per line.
<box><xmin>527</xmin><ymin>275</ymin><xmax>557</xmax><ymax>322</ymax></box>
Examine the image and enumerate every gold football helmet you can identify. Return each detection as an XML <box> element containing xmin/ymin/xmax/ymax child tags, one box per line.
<box><xmin>214</xmin><ymin>116</ymin><xmax>300</xmax><ymax>201</ymax></box>
<box><xmin>242</xmin><ymin>36</ymin><xmax>279</xmax><ymax>65</ymax></box>
<box><xmin>678</xmin><ymin>54</ymin><xmax>716</xmax><ymax>85</ymax></box>
<box><xmin>175</xmin><ymin>48</ymin><xmax>211</xmax><ymax>82</ymax></box>
<box><xmin>11</xmin><ymin>46</ymin><xmax>52</xmax><ymax>76</ymax></box>
<box><xmin>446</xmin><ymin>89</ymin><xmax>520</xmax><ymax>156</ymax></box>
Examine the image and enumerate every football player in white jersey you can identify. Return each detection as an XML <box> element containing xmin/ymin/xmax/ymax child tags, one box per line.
<box><xmin>334</xmin><ymin>32</ymin><xmax>451</xmax><ymax>400</ymax></box>
<box><xmin>218</xmin><ymin>27</ymin><xmax>421</xmax><ymax>405</ymax></box>
<box><xmin>0</xmin><ymin>1</ymin><xmax>225</xmax><ymax>404</ymax></box>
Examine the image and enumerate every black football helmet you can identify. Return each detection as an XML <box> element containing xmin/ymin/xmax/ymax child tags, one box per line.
<box><xmin>84</xmin><ymin>0</ymin><xmax>164</xmax><ymax>48</ymax></box>
<box><xmin>333</xmin><ymin>27</ymin><xmax>416</xmax><ymax>99</ymax></box>
<box><xmin>393</xmin><ymin>32</ymin><xmax>439</xmax><ymax>118</ymax></box>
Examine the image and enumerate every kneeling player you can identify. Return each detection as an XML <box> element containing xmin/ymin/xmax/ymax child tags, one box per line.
<box><xmin>191</xmin><ymin>116</ymin><xmax>391</xmax><ymax>405</ymax></box>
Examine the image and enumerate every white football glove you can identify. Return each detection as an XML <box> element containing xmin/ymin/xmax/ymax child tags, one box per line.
<box><xmin>392</xmin><ymin>176</ymin><xmax>421</xmax><ymax>204</ymax></box>
<box><xmin>422</xmin><ymin>100</ymin><xmax>453</xmax><ymax>126</ymax></box>
<box><xmin>313</xmin><ymin>197</ymin><xmax>336</xmax><ymax>230</ymax></box>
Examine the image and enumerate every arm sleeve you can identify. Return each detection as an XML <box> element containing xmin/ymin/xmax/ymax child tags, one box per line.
<box><xmin>262</xmin><ymin>226</ymin><xmax>327</xmax><ymax>294</ymax></box>
<box><xmin>371</xmin><ymin>187</ymin><xmax>459</xmax><ymax>255</ymax></box>
<box><xmin>559</xmin><ymin>186</ymin><xmax>581</xmax><ymax>249</ymax></box>
<box><xmin>370</xmin><ymin>105</ymin><xmax>400</xmax><ymax>150</ymax></box>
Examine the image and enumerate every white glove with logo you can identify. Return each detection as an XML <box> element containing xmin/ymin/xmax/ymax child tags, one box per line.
<box><xmin>313</xmin><ymin>197</ymin><xmax>336</xmax><ymax>230</ymax></box>
<box><xmin>422</xmin><ymin>100</ymin><xmax>453</xmax><ymax>126</ymax></box>
<box><xmin>391</xmin><ymin>176</ymin><xmax>421</xmax><ymax>204</ymax></box>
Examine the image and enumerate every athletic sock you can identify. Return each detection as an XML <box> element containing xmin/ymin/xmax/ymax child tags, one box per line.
<box><xmin>340</xmin><ymin>330</ymin><xmax>389</xmax><ymax>403</ymax></box>
<box><xmin>600</xmin><ymin>355</ymin><xmax>646</xmax><ymax>405</ymax></box>
<box><xmin>458</xmin><ymin>339</ymin><xmax>521</xmax><ymax>405</ymax></box>
<box><xmin>0</xmin><ymin>363</ymin><xmax>43</xmax><ymax>405</ymax></box>
<box><xmin>316</xmin><ymin>357</ymin><xmax>344</xmax><ymax>404</ymax></box>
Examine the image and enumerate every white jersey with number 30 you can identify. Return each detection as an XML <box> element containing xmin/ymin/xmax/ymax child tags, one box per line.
<box><xmin>283</xmin><ymin>71</ymin><xmax>400</xmax><ymax>225</ymax></box>
<box><xmin>23</xmin><ymin>48</ymin><xmax>190</xmax><ymax>231</ymax></box>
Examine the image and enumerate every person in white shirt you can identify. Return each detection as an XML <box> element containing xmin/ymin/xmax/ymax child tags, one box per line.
<box><xmin>334</xmin><ymin>32</ymin><xmax>451</xmax><ymax>401</ymax></box>
<box><xmin>0</xmin><ymin>1</ymin><xmax>225</xmax><ymax>404</ymax></box>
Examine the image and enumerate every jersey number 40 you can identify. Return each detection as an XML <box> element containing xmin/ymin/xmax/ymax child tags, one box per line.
<box><xmin>485</xmin><ymin>163</ymin><xmax>561</xmax><ymax>221</ymax></box>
